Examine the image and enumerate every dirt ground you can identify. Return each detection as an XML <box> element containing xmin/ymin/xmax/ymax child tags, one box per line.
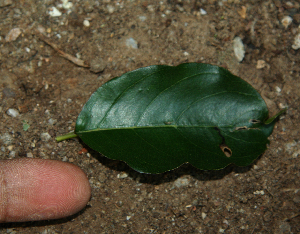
<box><xmin>1</xmin><ymin>0</ymin><xmax>300</xmax><ymax>233</ymax></box>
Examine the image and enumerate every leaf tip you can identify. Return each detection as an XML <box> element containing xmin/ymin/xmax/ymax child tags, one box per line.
<box><xmin>265</xmin><ymin>108</ymin><xmax>287</xmax><ymax>125</ymax></box>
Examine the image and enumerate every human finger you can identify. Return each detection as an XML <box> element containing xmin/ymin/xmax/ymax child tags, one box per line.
<box><xmin>0</xmin><ymin>158</ymin><xmax>91</xmax><ymax>222</ymax></box>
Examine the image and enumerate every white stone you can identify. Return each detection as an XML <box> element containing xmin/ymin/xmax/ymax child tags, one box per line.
<box><xmin>292</xmin><ymin>33</ymin><xmax>300</xmax><ymax>50</ymax></box>
<box><xmin>7</xmin><ymin>108</ymin><xmax>19</xmax><ymax>117</ymax></box>
<box><xmin>48</xmin><ymin>7</ymin><xmax>62</xmax><ymax>17</ymax></box>
<box><xmin>174</xmin><ymin>177</ymin><xmax>190</xmax><ymax>188</ymax></box>
<box><xmin>107</xmin><ymin>5</ymin><xmax>115</xmax><ymax>14</ymax></box>
<box><xmin>62</xmin><ymin>0</ymin><xmax>73</xmax><ymax>9</ymax></box>
<box><xmin>83</xmin><ymin>19</ymin><xmax>90</xmax><ymax>27</ymax></box>
<box><xmin>126</xmin><ymin>38</ymin><xmax>138</xmax><ymax>49</ymax></box>
<box><xmin>275</xmin><ymin>86</ymin><xmax>281</xmax><ymax>93</ymax></box>
<box><xmin>200</xmin><ymin>8</ymin><xmax>207</xmax><ymax>15</ymax></box>
<box><xmin>117</xmin><ymin>172</ymin><xmax>129</xmax><ymax>179</ymax></box>
<box><xmin>253</xmin><ymin>190</ymin><xmax>265</xmax><ymax>195</ymax></box>
<box><xmin>281</xmin><ymin>16</ymin><xmax>292</xmax><ymax>29</ymax></box>
<box><xmin>41</xmin><ymin>132</ymin><xmax>51</xmax><ymax>142</ymax></box>
<box><xmin>233</xmin><ymin>37</ymin><xmax>245</xmax><ymax>62</ymax></box>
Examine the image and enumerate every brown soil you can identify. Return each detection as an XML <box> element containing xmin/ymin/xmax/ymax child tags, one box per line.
<box><xmin>1</xmin><ymin>0</ymin><xmax>300</xmax><ymax>233</ymax></box>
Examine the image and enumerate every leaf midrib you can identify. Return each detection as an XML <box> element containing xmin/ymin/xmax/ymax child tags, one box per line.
<box><xmin>77</xmin><ymin>124</ymin><xmax>233</xmax><ymax>133</ymax></box>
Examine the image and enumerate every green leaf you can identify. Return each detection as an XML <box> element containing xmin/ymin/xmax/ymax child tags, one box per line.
<box><xmin>22</xmin><ymin>120</ymin><xmax>30</xmax><ymax>131</ymax></box>
<box><xmin>57</xmin><ymin>63</ymin><xmax>284</xmax><ymax>174</ymax></box>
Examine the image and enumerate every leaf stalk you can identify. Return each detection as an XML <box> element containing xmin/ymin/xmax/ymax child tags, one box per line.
<box><xmin>55</xmin><ymin>132</ymin><xmax>78</xmax><ymax>142</ymax></box>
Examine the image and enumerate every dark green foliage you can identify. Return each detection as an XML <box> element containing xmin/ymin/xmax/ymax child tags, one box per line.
<box><xmin>57</xmin><ymin>63</ymin><xmax>284</xmax><ymax>174</ymax></box>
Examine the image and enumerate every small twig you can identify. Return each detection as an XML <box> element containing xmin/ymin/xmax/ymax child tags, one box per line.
<box><xmin>250</xmin><ymin>220</ymin><xmax>258</xmax><ymax>234</ymax></box>
<box><xmin>283</xmin><ymin>213</ymin><xmax>300</xmax><ymax>222</ymax></box>
<box><xmin>35</xmin><ymin>31</ymin><xmax>90</xmax><ymax>68</ymax></box>
<box><xmin>282</xmin><ymin>188</ymin><xmax>300</xmax><ymax>193</ymax></box>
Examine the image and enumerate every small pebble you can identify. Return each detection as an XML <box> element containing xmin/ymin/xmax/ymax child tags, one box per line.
<box><xmin>292</xmin><ymin>149</ymin><xmax>300</xmax><ymax>158</ymax></box>
<box><xmin>48</xmin><ymin>7</ymin><xmax>62</xmax><ymax>17</ymax></box>
<box><xmin>200</xmin><ymin>8</ymin><xmax>207</xmax><ymax>15</ymax></box>
<box><xmin>9</xmin><ymin>151</ymin><xmax>16</xmax><ymax>158</ymax></box>
<box><xmin>201</xmin><ymin>212</ymin><xmax>207</xmax><ymax>219</ymax></box>
<box><xmin>256</xmin><ymin>60</ymin><xmax>266</xmax><ymax>69</ymax></box>
<box><xmin>281</xmin><ymin>16</ymin><xmax>293</xmax><ymax>29</ymax></box>
<box><xmin>7</xmin><ymin>145</ymin><xmax>14</xmax><ymax>151</ymax></box>
<box><xmin>117</xmin><ymin>172</ymin><xmax>129</xmax><ymax>179</ymax></box>
<box><xmin>61</xmin><ymin>0</ymin><xmax>73</xmax><ymax>9</ymax></box>
<box><xmin>126</xmin><ymin>38</ymin><xmax>138</xmax><ymax>49</ymax></box>
<box><xmin>107</xmin><ymin>5</ymin><xmax>115</xmax><ymax>14</ymax></box>
<box><xmin>275</xmin><ymin>86</ymin><xmax>281</xmax><ymax>93</ymax></box>
<box><xmin>40</xmin><ymin>132</ymin><xmax>51</xmax><ymax>142</ymax></box>
<box><xmin>0</xmin><ymin>0</ymin><xmax>13</xmax><ymax>7</ymax></box>
<box><xmin>0</xmin><ymin>133</ymin><xmax>13</xmax><ymax>145</ymax></box>
<box><xmin>279</xmin><ymin>222</ymin><xmax>291</xmax><ymax>233</ymax></box>
<box><xmin>3</xmin><ymin>88</ymin><xmax>16</xmax><ymax>98</ymax></box>
<box><xmin>90</xmin><ymin>57</ymin><xmax>106</xmax><ymax>73</ymax></box>
<box><xmin>5</xmin><ymin>28</ymin><xmax>22</xmax><ymax>42</ymax></box>
<box><xmin>138</xmin><ymin>15</ymin><xmax>147</xmax><ymax>22</ymax></box>
<box><xmin>83</xmin><ymin>19</ymin><xmax>90</xmax><ymax>27</ymax></box>
<box><xmin>233</xmin><ymin>37</ymin><xmax>245</xmax><ymax>62</ymax></box>
<box><xmin>27</xmin><ymin>152</ymin><xmax>33</xmax><ymax>158</ymax></box>
<box><xmin>48</xmin><ymin>118</ymin><xmax>57</xmax><ymax>125</ymax></box>
<box><xmin>174</xmin><ymin>177</ymin><xmax>190</xmax><ymax>188</ymax></box>
<box><xmin>285</xmin><ymin>141</ymin><xmax>297</xmax><ymax>154</ymax></box>
<box><xmin>292</xmin><ymin>33</ymin><xmax>300</xmax><ymax>50</ymax></box>
<box><xmin>223</xmin><ymin>219</ymin><xmax>229</xmax><ymax>225</ymax></box>
<box><xmin>253</xmin><ymin>190</ymin><xmax>265</xmax><ymax>195</ymax></box>
<box><xmin>7</xmin><ymin>108</ymin><xmax>20</xmax><ymax>117</ymax></box>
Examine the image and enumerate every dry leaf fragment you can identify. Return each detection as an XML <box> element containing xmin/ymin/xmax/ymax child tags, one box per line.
<box><xmin>238</xmin><ymin>6</ymin><xmax>247</xmax><ymax>19</ymax></box>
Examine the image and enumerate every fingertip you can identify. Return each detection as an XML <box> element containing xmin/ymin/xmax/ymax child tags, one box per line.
<box><xmin>0</xmin><ymin>158</ymin><xmax>91</xmax><ymax>222</ymax></box>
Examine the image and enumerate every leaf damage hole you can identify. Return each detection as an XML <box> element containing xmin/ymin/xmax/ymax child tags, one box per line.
<box><xmin>250</xmin><ymin>119</ymin><xmax>261</xmax><ymax>124</ymax></box>
<box><xmin>235</xmin><ymin>126</ymin><xmax>248</xmax><ymax>131</ymax></box>
<box><xmin>219</xmin><ymin>144</ymin><xmax>232</xmax><ymax>157</ymax></box>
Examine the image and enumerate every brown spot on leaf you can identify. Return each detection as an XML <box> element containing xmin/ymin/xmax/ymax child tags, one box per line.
<box><xmin>250</xmin><ymin>119</ymin><xmax>261</xmax><ymax>124</ymax></box>
<box><xmin>235</xmin><ymin>126</ymin><xmax>248</xmax><ymax>131</ymax></box>
<box><xmin>220</xmin><ymin>144</ymin><xmax>232</xmax><ymax>157</ymax></box>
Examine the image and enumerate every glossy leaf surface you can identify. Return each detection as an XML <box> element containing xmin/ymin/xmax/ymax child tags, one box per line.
<box><xmin>74</xmin><ymin>63</ymin><xmax>281</xmax><ymax>173</ymax></box>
